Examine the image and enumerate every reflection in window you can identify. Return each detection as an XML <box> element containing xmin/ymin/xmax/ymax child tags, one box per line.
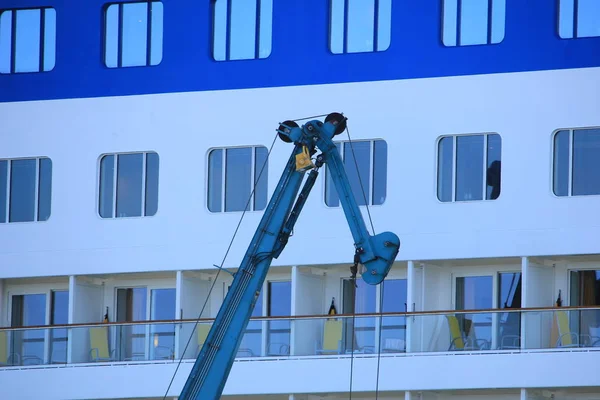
<box><xmin>104</xmin><ymin>2</ymin><xmax>163</xmax><ymax>68</ymax></box>
<box><xmin>437</xmin><ymin>133</ymin><xmax>502</xmax><ymax>202</ymax></box>
<box><xmin>0</xmin><ymin>8</ymin><xmax>56</xmax><ymax>74</ymax></box>
<box><xmin>498</xmin><ymin>272</ymin><xmax>521</xmax><ymax>349</ymax></box>
<box><xmin>455</xmin><ymin>275</ymin><xmax>493</xmax><ymax>346</ymax></box>
<box><xmin>553</xmin><ymin>128</ymin><xmax>600</xmax><ymax>197</ymax></box>
<box><xmin>329</xmin><ymin>0</ymin><xmax>392</xmax><ymax>54</ymax></box>
<box><xmin>11</xmin><ymin>293</ymin><xmax>47</xmax><ymax>365</ymax></box>
<box><xmin>0</xmin><ymin>157</ymin><xmax>52</xmax><ymax>223</ymax></box>
<box><xmin>213</xmin><ymin>0</ymin><xmax>273</xmax><ymax>61</ymax></box>
<box><xmin>116</xmin><ymin>287</ymin><xmax>147</xmax><ymax>361</ymax></box>
<box><xmin>325</xmin><ymin>140</ymin><xmax>387</xmax><ymax>207</ymax></box>
<box><xmin>267</xmin><ymin>281</ymin><xmax>291</xmax><ymax>356</ymax></box>
<box><xmin>150</xmin><ymin>288</ymin><xmax>176</xmax><ymax>360</ymax></box>
<box><xmin>381</xmin><ymin>279</ymin><xmax>407</xmax><ymax>352</ymax></box>
<box><xmin>99</xmin><ymin>152</ymin><xmax>159</xmax><ymax>218</ymax></box>
<box><xmin>50</xmin><ymin>290</ymin><xmax>69</xmax><ymax>364</ymax></box>
<box><xmin>569</xmin><ymin>270</ymin><xmax>600</xmax><ymax>345</ymax></box>
<box><xmin>207</xmin><ymin>146</ymin><xmax>268</xmax><ymax>212</ymax></box>
<box><xmin>342</xmin><ymin>278</ymin><xmax>376</xmax><ymax>352</ymax></box>
<box><xmin>442</xmin><ymin>0</ymin><xmax>506</xmax><ymax>46</ymax></box>
<box><xmin>559</xmin><ymin>0</ymin><xmax>600</xmax><ymax>39</ymax></box>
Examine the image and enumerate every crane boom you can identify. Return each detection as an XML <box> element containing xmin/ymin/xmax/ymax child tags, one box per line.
<box><xmin>178</xmin><ymin>113</ymin><xmax>400</xmax><ymax>400</ymax></box>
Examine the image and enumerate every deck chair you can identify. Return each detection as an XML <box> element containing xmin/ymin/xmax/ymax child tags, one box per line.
<box><xmin>89</xmin><ymin>326</ymin><xmax>116</xmax><ymax>362</ymax></box>
<box><xmin>0</xmin><ymin>330</ymin><xmax>20</xmax><ymax>366</ymax></box>
<box><xmin>446</xmin><ymin>315</ymin><xmax>489</xmax><ymax>351</ymax></box>
<box><xmin>554</xmin><ymin>310</ymin><xmax>600</xmax><ymax>348</ymax></box>
<box><xmin>195</xmin><ymin>324</ymin><xmax>212</xmax><ymax>356</ymax></box>
<box><xmin>315</xmin><ymin>320</ymin><xmax>343</xmax><ymax>354</ymax></box>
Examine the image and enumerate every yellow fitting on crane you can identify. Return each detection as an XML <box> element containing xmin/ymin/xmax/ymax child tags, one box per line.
<box><xmin>295</xmin><ymin>145</ymin><xmax>315</xmax><ymax>172</ymax></box>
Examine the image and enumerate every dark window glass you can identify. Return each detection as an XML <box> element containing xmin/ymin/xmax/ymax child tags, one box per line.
<box><xmin>486</xmin><ymin>134</ymin><xmax>502</xmax><ymax>200</ymax></box>
<box><xmin>99</xmin><ymin>155</ymin><xmax>115</xmax><ymax>218</ymax></box>
<box><xmin>38</xmin><ymin>158</ymin><xmax>52</xmax><ymax>221</ymax></box>
<box><xmin>456</xmin><ymin>135</ymin><xmax>484</xmax><ymax>201</ymax></box>
<box><xmin>116</xmin><ymin>153</ymin><xmax>144</xmax><ymax>217</ymax></box>
<box><xmin>553</xmin><ymin>128</ymin><xmax>600</xmax><ymax>197</ymax></box>
<box><xmin>0</xmin><ymin>160</ymin><xmax>6</xmax><ymax>222</ymax></box>
<box><xmin>225</xmin><ymin>147</ymin><xmax>252</xmax><ymax>212</ymax></box>
<box><xmin>208</xmin><ymin>149</ymin><xmax>223</xmax><ymax>212</ymax></box>
<box><xmin>553</xmin><ymin>130</ymin><xmax>570</xmax><ymax>196</ymax></box>
<box><xmin>267</xmin><ymin>281</ymin><xmax>291</xmax><ymax>356</ymax></box>
<box><xmin>325</xmin><ymin>140</ymin><xmax>387</xmax><ymax>207</ymax></box>
<box><xmin>145</xmin><ymin>152</ymin><xmax>159</xmax><ymax>216</ymax></box>
<box><xmin>345</xmin><ymin>141</ymin><xmax>371</xmax><ymax>206</ymax></box>
<box><xmin>573</xmin><ymin>129</ymin><xmax>600</xmax><ymax>196</ymax></box>
<box><xmin>372</xmin><ymin>140</ymin><xmax>387</xmax><ymax>205</ymax></box>
<box><xmin>208</xmin><ymin>146</ymin><xmax>267</xmax><ymax>213</ymax></box>
<box><xmin>50</xmin><ymin>290</ymin><xmax>69</xmax><ymax>363</ymax></box>
<box><xmin>99</xmin><ymin>152</ymin><xmax>159</xmax><ymax>218</ymax></box>
<box><xmin>437</xmin><ymin>137</ymin><xmax>453</xmax><ymax>202</ymax></box>
<box><xmin>150</xmin><ymin>288</ymin><xmax>176</xmax><ymax>360</ymax></box>
<box><xmin>254</xmin><ymin>147</ymin><xmax>268</xmax><ymax>211</ymax></box>
<box><xmin>10</xmin><ymin>159</ymin><xmax>36</xmax><ymax>222</ymax></box>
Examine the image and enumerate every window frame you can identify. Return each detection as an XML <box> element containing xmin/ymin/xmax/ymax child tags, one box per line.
<box><xmin>206</xmin><ymin>145</ymin><xmax>269</xmax><ymax>213</ymax></box>
<box><xmin>0</xmin><ymin>6</ymin><xmax>57</xmax><ymax>74</ymax></box>
<box><xmin>551</xmin><ymin>126</ymin><xmax>600</xmax><ymax>198</ymax></box>
<box><xmin>557</xmin><ymin>0</ymin><xmax>600</xmax><ymax>39</ymax></box>
<box><xmin>440</xmin><ymin>0</ymin><xmax>506</xmax><ymax>47</ymax></box>
<box><xmin>97</xmin><ymin>150</ymin><xmax>160</xmax><ymax>219</ymax></box>
<box><xmin>328</xmin><ymin>0</ymin><xmax>393</xmax><ymax>55</ymax></box>
<box><xmin>102</xmin><ymin>1</ymin><xmax>164</xmax><ymax>68</ymax></box>
<box><xmin>0</xmin><ymin>156</ymin><xmax>52</xmax><ymax>223</ymax></box>
<box><xmin>435</xmin><ymin>132</ymin><xmax>502</xmax><ymax>203</ymax></box>
<box><xmin>211</xmin><ymin>0</ymin><xmax>273</xmax><ymax>62</ymax></box>
<box><xmin>323</xmin><ymin>138</ymin><xmax>388</xmax><ymax>208</ymax></box>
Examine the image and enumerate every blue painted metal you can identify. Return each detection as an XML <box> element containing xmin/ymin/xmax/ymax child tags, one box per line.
<box><xmin>1</xmin><ymin>0</ymin><xmax>599</xmax><ymax>103</ymax></box>
<box><xmin>178</xmin><ymin>114</ymin><xmax>400</xmax><ymax>400</ymax></box>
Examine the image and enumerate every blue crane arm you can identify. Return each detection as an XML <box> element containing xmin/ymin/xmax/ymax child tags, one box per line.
<box><xmin>178</xmin><ymin>113</ymin><xmax>400</xmax><ymax>400</ymax></box>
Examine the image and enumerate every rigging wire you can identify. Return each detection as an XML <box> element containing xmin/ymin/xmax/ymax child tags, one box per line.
<box><xmin>161</xmin><ymin>113</ymin><xmax>329</xmax><ymax>399</ymax></box>
<box><xmin>374</xmin><ymin>281</ymin><xmax>385</xmax><ymax>399</ymax></box>
<box><xmin>345</xmin><ymin>122</ymin><xmax>379</xmax><ymax>399</ymax></box>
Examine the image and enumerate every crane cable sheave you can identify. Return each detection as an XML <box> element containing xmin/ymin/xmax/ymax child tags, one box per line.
<box><xmin>277</xmin><ymin>112</ymin><xmax>400</xmax><ymax>285</ymax></box>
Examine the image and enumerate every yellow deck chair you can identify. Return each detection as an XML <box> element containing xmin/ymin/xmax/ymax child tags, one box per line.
<box><xmin>0</xmin><ymin>330</ymin><xmax>19</xmax><ymax>366</ymax></box>
<box><xmin>196</xmin><ymin>324</ymin><xmax>212</xmax><ymax>356</ymax></box>
<box><xmin>555</xmin><ymin>310</ymin><xmax>579</xmax><ymax>347</ymax></box>
<box><xmin>316</xmin><ymin>320</ymin><xmax>343</xmax><ymax>354</ymax></box>
<box><xmin>89</xmin><ymin>326</ymin><xmax>115</xmax><ymax>362</ymax></box>
<box><xmin>446</xmin><ymin>315</ymin><xmax>465</xmax><ymax>350</ymax></box>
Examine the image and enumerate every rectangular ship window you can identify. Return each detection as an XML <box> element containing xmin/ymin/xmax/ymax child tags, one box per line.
<box><xmin>0</xmin><ymin>8</ymin><xmax>56</xmax><ymax>74</ymax></box>
<box><xmin>558</xmin><ymin>0</ymin><xmax>600</xmax><ymax>39</ymax></box>
<box><xmin>553</xmin><ymin>127</ymin><xmax>600</xmax><ymax>196</ymax></box>
<box><xmin>99</xmin><ymin>151</ymin><xmax>159</xmax><ymax>218</ymax></box>
<box><xmin>442</xmin><ymin>0</ymin><xmax>506</xmax><ymax>46</ymax></box>
<box><xmin>207</xmin><ymin>146</ymin><xmax>268</xmax><ymax>212</ymax></box>
<box><xmin>325</xmin><ymin>139</ymin><xmax>387</xmax><ymax>207</ymax></box>
<box><xmin>329</xmin><ymin>0</ymin><xmax>392</xmax><ymax>54</ymax></box>
<box><xmin>0</xmin><ymin>157</ymin><xmax>52</xmax><ymax>222</ymax></box>
<box><xmin>104</xmin><ymin>1</ymin><xmax>163</xmax><ymax>68</ymax></box>
<box><xmin>213</xmin><ymin>0</ymin><xmax>273</xmax><ymax>61</ymax></box>
<box><xmin>437</xmin><ymin>133</ymin><xmax>502</xmax><ymax>202</ymax></box>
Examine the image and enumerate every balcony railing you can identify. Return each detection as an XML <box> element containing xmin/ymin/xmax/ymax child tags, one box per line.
<box><xmin>1</xmin><ymin>306</ymin><xmax>599</xmax><ymax>368</ymax></box>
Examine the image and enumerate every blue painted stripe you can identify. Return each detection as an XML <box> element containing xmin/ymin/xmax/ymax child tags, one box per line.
<box><xmin>0</xmin><ymin>0</ymin><xmax>599</xmax><ymax>103</ymax></box>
